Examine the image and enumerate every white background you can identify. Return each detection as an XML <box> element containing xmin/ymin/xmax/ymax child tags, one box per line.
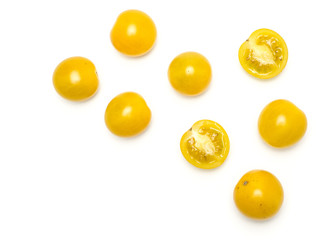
<box><xmin>1</xmin><ymin>0</ymin><xmax>319</xmax><ymax>239</ymax></box>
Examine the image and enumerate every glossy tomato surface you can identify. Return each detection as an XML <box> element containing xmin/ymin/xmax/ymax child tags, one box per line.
<box><xmin>105</xmin><ymin>92</ymin><xmax>151</xmax><ymax>137</ymax></box>
<box><xmin>110</xmin><ymin>10</ymin><xmax>157</xmax><ymax>56</ymax></box>
<box><xmin>234</xmin><ymin>170</ymin><xmax>284</xmax><ymax>220</ymax></box>
<box><xmin>180</xmin><ymin>120</ymin><xmax>230</xmax><ymax>169</ymax></box>
<box><xmin>258</xmin><ymin>99</ymin><xmax>307</xmax><ymax>148</ymax></box>
<box><xmin>168</xmin><ymin>52</ymin><xmax>212</xmax><ymax>96</ymax></box>
<box><xmin>53</xmin><ymin>57</ymin><xmax>99</xmax><ymax>101</ymax></box>
<box><xmin>239</xmin><ymin>29</ymin><xmax>288</xmax><ymax>79</ymax></box>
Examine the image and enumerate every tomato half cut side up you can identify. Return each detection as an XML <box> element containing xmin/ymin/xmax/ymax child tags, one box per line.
<box><xmin>239</xmin><ymin>29</ymin><xmax>288</xmax><ymax>79</ymax></box>
<box><xmin>180</xmin><ymin>120</ymin><xmax>230</xmax><ymax>169</ymax></box>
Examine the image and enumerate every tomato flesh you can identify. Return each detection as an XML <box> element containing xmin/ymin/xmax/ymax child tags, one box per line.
<box><xmin>239</xmin><ymin>29</ymin><xmax>288</xmax><ymax>79</ymax></box>
<box><xmin>180</xmin><ymin>120</ymin><xmax>230</xmax><ymax>169</ymax></box>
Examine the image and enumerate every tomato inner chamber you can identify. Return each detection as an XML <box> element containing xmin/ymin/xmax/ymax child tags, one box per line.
<box><xmin>245</xmin><ymin>36</ymin><xmax>284</xmax><ymax>75</ymax></box>
<box><xmin>186</xmin><ymin>127</ymin><xmax>223</xmax><ymax>163</ymax></box>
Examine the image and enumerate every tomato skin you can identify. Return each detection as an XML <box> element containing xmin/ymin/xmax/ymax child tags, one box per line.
<box><xmin>180</xmin><ymin>120</ymin><xmax>230</xmax><ymax>169</ymax></box>
<box><xmin>234</xmin><ymin>170</ymin><xmax>284</xmax><ymax>220</ymax></box>
<box><xmin>258</xmin><ymin>99</ymin><xmax>307</xmax><ymax>148</ymax></box>
<box><xmin>52</xmin><ymin>57</ymin><xmax>99</xmax><ymax>101</ymax></box>
<box><xmin>168</xmin><ymin>52</ymin><xmax>212</xmax><ymax>96</ymax></box>
<box><xmin>105</xmin><ymin>92</ymin><xmax>151</xmax><ymax>137</ymax></box>
<box><xmin>110</xmin><ymin>10</ymin><xmax>157</xmax><ymax>56</ymax></box>
<box><xmin>239</xmin><ymin>28</ymin><xmax>288</xmax><ymax>79</ymax></box>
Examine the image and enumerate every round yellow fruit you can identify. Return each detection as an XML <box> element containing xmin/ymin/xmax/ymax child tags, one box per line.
<box><xmin>105</xmin><ymin>92</ymin><xmax>151</xmax><ymax>137</ymax></box>
<box><xmin>110</xmin><ymin>10</ymin><xmax>157</xmax><ymax>56</ymax></box>
<box><xmin>53</xmin><ymin>57</ymin><xmax>99</xmax><ymax>101</ymax></box>
<box><xmin>168</xmin><ymin>52</ymin><xmax>212</xmax><ymax>96</ymax></box>
<box><xmin>234</xmin><ymin>170</ymin><xmax>284</xmax><ymax>220</ymax></box>
<box><xmin>258</xmin><ymin>99</ymin><xmax>307</xmax><ymax>148</ymax></box>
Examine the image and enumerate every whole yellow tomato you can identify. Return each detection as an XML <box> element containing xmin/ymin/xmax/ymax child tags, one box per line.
<box><xmin>105</xmin><ymin>92</ymin><xmax>151</xmax><ymax>137</ymax></box>
<box><xmin>258</xmin><ymin>99</ymin><xmax>307</xmax><ymax>148</ymax></box>
<box><xmin>180</xmin><ymin>120</ymin><xmax>230</xmax><ymax>169</ymax></box>
<box><xmin>52</xmin><ymin>57</ymin><xmax>99</xmax><ymax>101</ymax></box>
<box><xmin>239</xmin><ymin>29</ymin><xmax>288</xmax><ymax>79</ymax></box>
<box><xmin>110</xmin><ymin>10</ymin><xmax>157</xmax><ymax>56</ymax></box>
<box><xmin>234</xmin><ymin>170</ymin><xmax>284</xmax><ymax>220</ymax></box>
<box><xmin>168</xmin><ymin>52</ymin><xmax>212</xmax><ymax>96</ymax></box>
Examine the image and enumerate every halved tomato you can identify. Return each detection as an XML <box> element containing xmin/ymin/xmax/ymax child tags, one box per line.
<box><xmin>180</xmin><ymin>120</ymin><xmax>230</xmax><ymax>169</ymax></box>
<box><xmin>239</xmin><ymin>29</ymin><xmax>288</xmax><ymax>79</ymax></box>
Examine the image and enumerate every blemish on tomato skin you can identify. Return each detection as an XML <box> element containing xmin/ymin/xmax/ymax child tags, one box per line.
<box><xmin>243</xmin><ymin>181</ymin><xmax>248</xmax><ymax>186</ymax></box>
<box><xmin>189</xmin><ymin>127</ymin><xmax>192</xmax><ymax>131</ymax></box>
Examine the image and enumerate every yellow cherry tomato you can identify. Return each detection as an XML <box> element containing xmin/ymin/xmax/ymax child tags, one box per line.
<box><xmin>168</xmin><ymin>52</ymin><xmax>212</xmax><ymax>96</ymax></box>
<box><xmin>105</xmin><ymin>92</ymin><xmax>151</xmax><ymax>137</ymax></box>
<box><xmin>239</xmin><ymin>29</ymin><xmax>288</xmax><ymax>79</ymax></box>
<box><xmin>234</xmin><ymin>170</ymin><xmax>284</xmax><ymax>220</ymax></box>
<box><xmin>258</xmin><ymin>99</ymin><xmax>307</xmax><ymax>148</ymax></box>
<box><xmin>180</xmin><ymin>120</ymin><xmax>230</xmax><ymax>169</ymax></box>
<box><xmin>110</xmin><ymin>10</ymin><xmax>157</xmax><ymax>57</ymax></box>
<box><xmin>53</xmin><ymin>57</ymin><xmax>99</xmax><ymax>101</ymax></box>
